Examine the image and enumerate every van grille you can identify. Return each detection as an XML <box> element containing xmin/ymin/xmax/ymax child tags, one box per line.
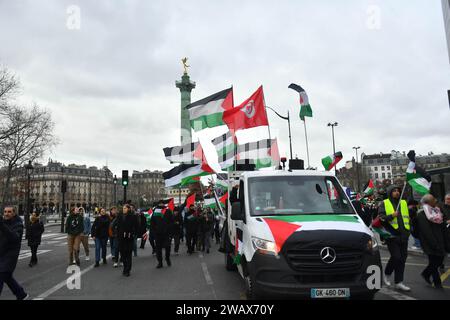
<box><xmin>285</xmin><ymin>247</ymin><xmax>364</xmax><ymax>274</ymax></box>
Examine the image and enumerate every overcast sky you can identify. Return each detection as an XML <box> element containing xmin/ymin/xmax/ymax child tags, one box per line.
<box><xmin>1</xmin><ymin>0</ymin><xmax>449</xmax><ymax>177</ymax></box>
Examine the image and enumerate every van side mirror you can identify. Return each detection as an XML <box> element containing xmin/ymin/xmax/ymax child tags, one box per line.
<box><xmin>231</xmin><ymin>202</ymin><xmax>244</xmax><ymax>221</ymax></box>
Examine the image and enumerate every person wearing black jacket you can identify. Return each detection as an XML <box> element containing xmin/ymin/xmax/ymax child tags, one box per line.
<box><xmin>0</xmin><ymin>206</ymin><xmax>29</xmax><ymax>300</ymax></box>
<box><xmin>151</xmin><ymin>201</ymin><xmax>174</xmax><ymax>268</ymax></box>
<box><xmin>417</xmin><ymin>194</ymin><xmax>450</xmax><ymax>289</ymax></box>
<box><xmin>171</xmin><ymin>207</ymin><xmax>183</xmax><ymax>255</ymax></box>
<box><xmin>91</xmin><ymin>208</ymin><xmax>110</xmax><ymax>267</ymax></box>
<box><xmin>203</xmin><ymin>208</ymin><xmax>215</xmax><ymax>254</ymax></box>
<box><xmin>184</xmin><ymin>205</ymin><xmax>199</xmax><ymax>255</ymax></box>
<box><xmin>117</xmin><ymin>204</ymin><xmax>138</xmax><ymax>277</ymax></box>
<box><xmin>27</xmin><ymin>212</ymin><xmax>44</xmax><ymax>267</ymax></box>
<box><xmin>378</xmin><ymin>185</ymin><xmax>411</xmax><ymax>292</ymax></box>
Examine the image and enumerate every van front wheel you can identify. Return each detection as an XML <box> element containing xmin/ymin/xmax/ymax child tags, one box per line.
<box><xmin>245</xmin><ymin>274</ymin><xmax>260</xmax><ymax>300</ymax></box>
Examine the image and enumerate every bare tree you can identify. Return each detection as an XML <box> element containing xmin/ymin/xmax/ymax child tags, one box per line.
<box><xmin>0</xmin><ymin>104</ymin><xmax>57</xmax><ymax>203</ymax></box>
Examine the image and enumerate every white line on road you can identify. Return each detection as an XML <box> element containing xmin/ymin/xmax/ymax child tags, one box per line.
<box><xmin>33</xmin><ymin>254</ymin><xmax>112</xmax><ymax>300</ymax></box>
<box><xmin>201</xmin><ymin>262</ymin><xmax>213</xmax><ymax>285</ymax></box>
<box><xmin>379</xmin><ymin>287</ymin><xmax>417</xmax><ymax>300</ymax></box>
<box><xmin>18</xmin><ymin>250</ymin><xmax>51</xmax><ymax>260</ymax></box>
<box><xmin>41</xmin><ymin>233</ymin><xmax>59</xmax><ymax>239</ymax></box>
<box><xmin>198</xmin><ymin>253</ymin><xmax>218</xmax><ymax>299</ymax></box>
<box><xmin>52</xmin><ymin>236</ymin><xmax>68</xmax><ymax>241</ymax></box>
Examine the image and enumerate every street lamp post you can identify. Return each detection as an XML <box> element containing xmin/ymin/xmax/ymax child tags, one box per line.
<box><xmin>25</xmin><ymin>160</ymin><xmax>34</xmax><ymax>236</ymax></box>
<box><xmin>265</xmin><ymin>106</ymin><xmax>293</xmax><ymax>160</ymax></box>
<box><xmin>353</xmin><ymin>146</ymin><xmax>361</xmax><ymax>193</ymax></box>
<box><xmin>113</xmin><ymin>175</ymin><xmax>117</xmax><ymax>205</ymax></box>
<box><xmin>327</xmin><ymin>122</ymin><xmax>338</xmax><ymax>174</ymax></box>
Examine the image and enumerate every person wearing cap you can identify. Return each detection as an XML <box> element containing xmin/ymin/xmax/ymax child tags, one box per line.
<box><xmin>378</xmin><ymin>184</ymin><xmax>411</xmax><ymax>292</ymax></box>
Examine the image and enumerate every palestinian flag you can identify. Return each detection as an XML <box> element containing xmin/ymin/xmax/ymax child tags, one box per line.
<box><xmin>185</xmin><ymin>193</ymin><xmax>196</xmax><ymax>209</ymax></box>
<box><xmin>186</xmin><ymin>87</ymin><xmax>234</xmax><ymax>131</ymax></box>
<box><xmin>204</xmin><ymin>198</ymin><xmax>217</xmax><ymax>209</ymax></box>
<box><xmin>212</xmin><ymin>131</ymin><xmax>237</xmax><ymax>171</ymax></box>
<box><xmin>163</xmin><ymin>141</ymin><xmax>205</xmax><ymax>164</ymax></box>
<box><xmin>371</xmin><ymin>217</ymin><xmax>393</xmax><ymax>240</ymax></box>
<box><xmin>219</xmin><ymin>192</ymin><xmax>228</xmax><ymax>207</ymax></box>
<box><xmin>234</xmin><ymin>238</ymin><xmax>244</xmax><ymax>265</ymax></box>
<box><xmin>237</xmin><ymin>138</ymin><xmax>280</xmax><ymax>169</ymax></box>
<box><xmin>223</xmin><ymin>86</ymin><xmax>269</xmax><ymax>132</ymax></box>
<box><xmin>363</xmin><ymin>180</ymin><xmax>375</xmax><ymax>196</ymax></box>
<box><xmin>406</xmin><ymin>161</ymin><xmax>431</xmax><ymax>196</ymax></box>
<box><xmin>163</xmin><ymin>163</ymin><xmax>214</xmax><ymax>187</ymax></box>
<box><xmin>321</xmin><ymin>152</ymin><xmax>343</xmax><ymax>171</ymax></box>
<box><xmin>288</xmin><ymin>83</ymin><xmax>313</xmax><ymax>121</ymax></box>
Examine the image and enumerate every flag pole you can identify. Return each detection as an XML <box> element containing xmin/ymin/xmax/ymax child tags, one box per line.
<box><xmin>303</xmin><ymin>118</ymin><xmax>311</xmax><ymax>169</ymax></box>
<box><xmin>262</xmin><ymin>85</ymin><xmax>272</xmax><ymax>142</ymax></box>
<box><xmin>395</xmin><ymin>181</ymin><xmax>407</xmax><ymax>213</ymax></box>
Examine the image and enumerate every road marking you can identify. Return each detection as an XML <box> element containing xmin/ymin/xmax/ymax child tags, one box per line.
<box><xmin>41</xmin><ymin>233</ymin><xmax>59</xmax><ymax>239</ymax></box>
<box><xmin>198</xmin><ymin>252</ymin><xmax>218</xmax><ymax>299</ymax></box>
<box><xmin>52</xmin><ymin>236</ymin><xmax>67</xmax><ymax>241</ymax></box>
<box><xmin>440</xmin><ymin>268</ymin><xmax>450</xmax><ymax>283</ymax></box>
<box><xmin>381</xmin><ymin>259</ymin><xmax>427</xmax><ymax>267</ymax></box>
<box><xmin>33</xmin><ymin>254</ymin><xmax>112</xmax><ymax>300</ymax></box>
<box><xmin>201</xmin><ymin>262</ymin><xmax>213</xmax><ymax>285</ymax></box>
<box><xmin>379</xmin><ymin>287</ymin><xmax>417</xmax><ymax>300</ymax></box>
<box><xmin>18</xmin><ymin>250</ymin><xmax>51</xmax><ymax>260</ymax></box>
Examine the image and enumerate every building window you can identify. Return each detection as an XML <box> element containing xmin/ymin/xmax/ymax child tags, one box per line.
<box><xmin>374</xmin><ymin>167</ymin><xmax>378</xmax><ymax>171</ymax></box>
<box><xmin>382</xmin><ymin>173</ymin><xmax>386</xmax><ymax>179</ymax></box>
<box><xmin>381</xmin><ymin>166</ymin><xmax>385</xmax><ymax>171</ymax></box>
<box><xmin>388</xmin><ymin>173</ymin><xmax>391</xmax><ymax>179</ymax></box>
<box><xmin>387</xmin><ymin>166</ymin><xmax>390</xmax><ymax>170</ymax></box>
<box><xmin>375</xmin><ymin>173</ymin><xmax>379</xmax><ymax>179</ymax></box>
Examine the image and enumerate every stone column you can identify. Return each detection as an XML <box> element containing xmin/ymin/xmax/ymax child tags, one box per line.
<box><xmin>176</xmin><ymin>73</ymin><xmax>196</xmax><ymax>145</ymax></box>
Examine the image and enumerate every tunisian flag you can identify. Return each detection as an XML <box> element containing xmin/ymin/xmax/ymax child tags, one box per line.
<box><xmin>223</xmin><ymin>86</ymin><xmax>269</xmax><ymax>132</ymax></box>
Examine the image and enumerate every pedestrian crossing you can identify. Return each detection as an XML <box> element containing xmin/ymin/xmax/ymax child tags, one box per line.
<box><xmin>18</xmin><ymin>250</ymin><xmax>51</xmax><ymax>260</ymax></box>
<box><xmin>19</xmin><ymin>232</ymin><xmax>96</xmax><ymax>260</ymax></box>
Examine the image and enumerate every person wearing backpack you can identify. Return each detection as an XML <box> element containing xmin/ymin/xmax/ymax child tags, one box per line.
<box><xmin>417</xmin><ymin>194</ymin><xmax>449</xmax><ymax>289</ymax></box>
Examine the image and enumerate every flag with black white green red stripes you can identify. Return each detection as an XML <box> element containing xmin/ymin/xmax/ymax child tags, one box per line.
<box><xmin>211</xmin><ymin>131</ymin><xmax>237</xmax><ymax>171</ymax></box>
<box><xmin>186</xmin><ymin>87</ymin><xmax>234</xmax><ymax>131</ymax></box>
<box><xmin>321</xmin><ymin>152</ymin><xmax>343</xmax><ymax>171</ymax></box>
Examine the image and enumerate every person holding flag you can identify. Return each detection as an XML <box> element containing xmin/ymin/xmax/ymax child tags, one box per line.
<box><xmin>378</xmin><ymin>184</ymin><xmax>411</xmax><ymax>291</ymax></box>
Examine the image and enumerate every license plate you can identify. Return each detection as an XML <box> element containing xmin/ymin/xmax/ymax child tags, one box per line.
<box><xmin>311</xmin><ymin>288</ymin><xmax>350</xmax><ymax>299</ymax></box>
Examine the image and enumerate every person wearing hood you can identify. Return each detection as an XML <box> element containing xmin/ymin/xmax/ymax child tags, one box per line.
<box><xmin>26</xmin><ymin>212</ymin><xmax>44</xmax><ymax>267</ymax></box>
<box><xmin>417</xmin><ymin>194</ymin><xmax>450</xmax><ymax>289</ymax></box>
<box><xmin>378</xmin><ymin>184</ymin><xmax>411</xmax><ymax>292</ymax></box>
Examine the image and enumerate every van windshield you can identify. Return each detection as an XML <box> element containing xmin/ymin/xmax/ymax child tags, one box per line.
<box><xmin>248</xmin><ymin>176</ymin><xmax>354</xmax><ymax>216</ymax></box>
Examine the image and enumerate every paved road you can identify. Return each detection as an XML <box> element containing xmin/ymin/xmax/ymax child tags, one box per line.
<box><xmin>1</xmin><ymin>225</ymin><xmax>449</xmax><ymax>300</ymax></box>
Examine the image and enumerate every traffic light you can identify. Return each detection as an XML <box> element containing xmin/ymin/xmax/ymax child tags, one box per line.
<box><xmin>122</xmin><ymin>170</ymin><xmax>128</xmax><ymax>187</ymax></box>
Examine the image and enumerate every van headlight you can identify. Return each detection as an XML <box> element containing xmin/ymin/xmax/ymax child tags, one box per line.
<box><xmin>367</xmin><ymin>237</ymin><xmax>379</xmax><ymax>252</ymax></box>
<box><xmin>251</xmin><ymin>237</ymin><xmax>278</xmax><ymax>256</ymax></box>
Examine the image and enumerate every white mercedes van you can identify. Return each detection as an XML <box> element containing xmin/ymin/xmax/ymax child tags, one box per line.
<box><xmin>222</xmin><ymin>170</ymin><xmax>381</xmax><ymax>300</ymax></box>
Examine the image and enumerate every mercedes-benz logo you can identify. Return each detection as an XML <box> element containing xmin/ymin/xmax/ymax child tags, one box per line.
<box><xmin>320</xmin><ymin>247</ymin><xmax>336</xmax><ymax>264</ymax></box>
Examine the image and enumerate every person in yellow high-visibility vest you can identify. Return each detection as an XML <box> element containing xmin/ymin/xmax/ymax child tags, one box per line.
<box><xmin>378</xmin><ymin>185</ymin><xmax>411</xmax><ymax>292</ymax></box>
